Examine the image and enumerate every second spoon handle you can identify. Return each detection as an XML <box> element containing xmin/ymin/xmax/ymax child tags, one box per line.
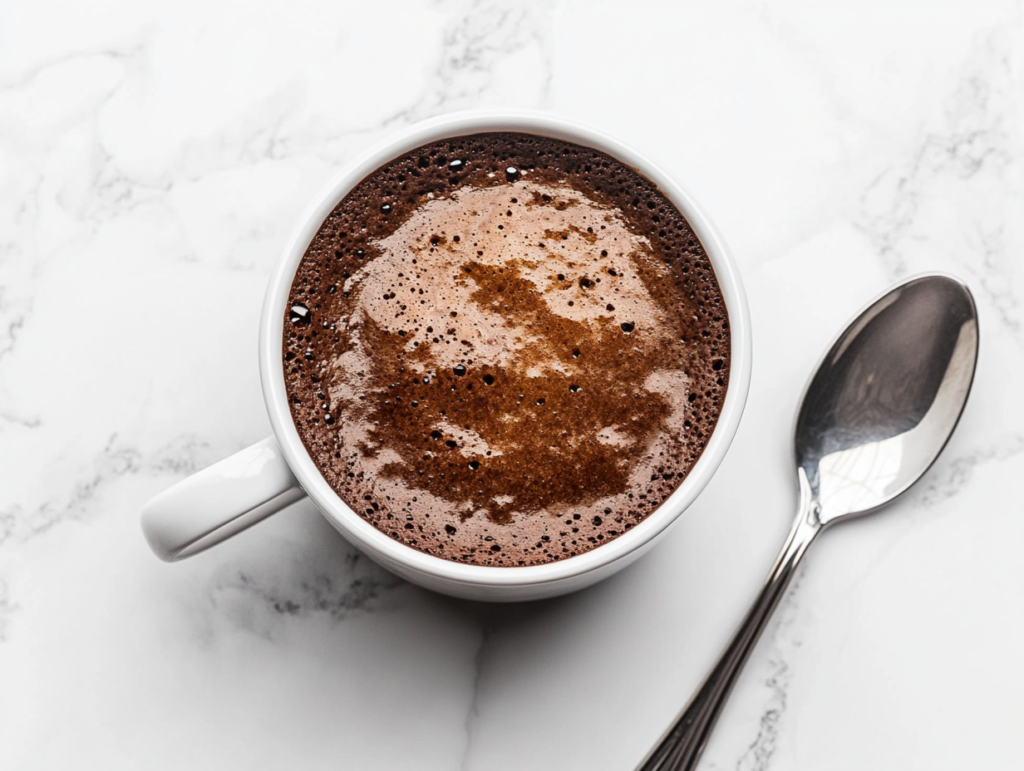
<box><xmin>637</xmin><ymin>498</ymin><xmax>822</xmax><ymax>771</ymax></box>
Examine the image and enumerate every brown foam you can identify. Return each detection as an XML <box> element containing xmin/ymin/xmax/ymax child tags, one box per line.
<box><xmin>283</xmin><ymin>132</ymin><xmax>730</xmax><ymax>567</ymax></box>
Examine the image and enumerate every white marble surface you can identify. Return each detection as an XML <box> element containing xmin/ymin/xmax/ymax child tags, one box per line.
<box><xmin>2</xmin><ymin>1</ymin><xmax>1023</xmax><ymax>768</ymax></box>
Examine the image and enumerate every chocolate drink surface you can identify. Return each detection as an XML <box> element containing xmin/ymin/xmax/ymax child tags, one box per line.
<box><xmin>283</xmin><ymin>132</ymin><xmax>730</xmax><ymax>567</ymax></box>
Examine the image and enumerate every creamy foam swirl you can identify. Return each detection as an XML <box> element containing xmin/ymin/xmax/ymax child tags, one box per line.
<box><xmin>324</xmin><ymin>180</ymin><xmax>691</xmax><ymax>528</ymax></box>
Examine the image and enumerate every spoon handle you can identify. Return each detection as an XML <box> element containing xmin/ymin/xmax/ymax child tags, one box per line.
<box><xmin>636</xmin><ymin>502</ymin><xmax>822</xmax><ymax>771</ymax></box>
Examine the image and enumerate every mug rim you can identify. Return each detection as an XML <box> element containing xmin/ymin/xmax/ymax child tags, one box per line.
<box><xmin>259</xmin><ymin>109</ymin><xmax>751</xmax><ymax>588</ymax></box>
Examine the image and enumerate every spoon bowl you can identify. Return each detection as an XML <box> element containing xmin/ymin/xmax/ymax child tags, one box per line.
<box><xmin>638</xmin><ymin>273</ymin><xmax>979</xmax><ymax>771</ymax></box>
<box><xmin>798</xmin><ymin>274</ymin><xmax>979</xmax><ymax>525</ymax></box>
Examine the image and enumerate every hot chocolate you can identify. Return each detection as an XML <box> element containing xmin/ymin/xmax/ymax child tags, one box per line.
<box><xmin>283</xmin><ymin>132</ymin><xmax>730</xmax><ymax>567</ymax></box>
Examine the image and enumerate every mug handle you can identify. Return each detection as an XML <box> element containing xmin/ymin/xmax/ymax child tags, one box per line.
<box><xmin>141</xmin><ymin>436</ymin><xmax>306</xmax><ymax>561</ymax></box>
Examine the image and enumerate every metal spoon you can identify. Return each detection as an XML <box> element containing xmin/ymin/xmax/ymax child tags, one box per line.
<box><xmin>638</xmin><ymin>273</ymin><xmax>979</xmax><ymax>771</ymax></box>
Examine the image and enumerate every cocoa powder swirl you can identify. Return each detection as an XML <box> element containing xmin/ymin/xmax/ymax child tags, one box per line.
<box><xmin>284</xmin><ymin>133</ymin><xmax>730</xmax><ymax>567</ymax></box>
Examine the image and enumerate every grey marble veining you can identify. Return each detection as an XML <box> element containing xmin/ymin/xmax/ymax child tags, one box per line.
<box><xmin>2</xmin><ymin>2</ymin><xmax>1023</xmax><ymax>769</ymax></box>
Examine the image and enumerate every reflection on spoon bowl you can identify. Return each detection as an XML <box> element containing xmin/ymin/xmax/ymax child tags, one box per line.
<box><xmin>798</xmin><ymin>275</ymin><xmax>978</xmax><ymax>524</ymax></box>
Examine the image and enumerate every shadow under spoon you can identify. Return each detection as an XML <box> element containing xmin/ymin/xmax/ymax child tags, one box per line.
<box><xmin>637</xmin><ymin>273</ymin><xmax>979</xmax><ymax>771</ymax></box>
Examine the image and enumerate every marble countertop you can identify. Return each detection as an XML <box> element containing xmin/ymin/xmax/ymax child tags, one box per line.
<box><xmin>2</xmin><ymin>2</ymin><xmax>1023</xmax><ymax>769</ymax></box>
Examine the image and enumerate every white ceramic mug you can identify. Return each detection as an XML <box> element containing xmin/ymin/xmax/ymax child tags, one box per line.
<box><xmin>141</xmin><ymin>111</ymin><xmax>752</xmax><ymax>602</ymax></box>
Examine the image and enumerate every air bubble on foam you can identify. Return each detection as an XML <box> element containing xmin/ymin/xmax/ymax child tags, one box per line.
<box><xmin>290</xmin><ymin>304</ymin><xmax>312</xmax><ymax>325</ymax></box>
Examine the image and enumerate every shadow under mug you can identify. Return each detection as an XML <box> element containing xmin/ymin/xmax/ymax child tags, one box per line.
<box><xmin>141</xmin><ymin>110</ymin><xmax>752</xmax><ymax>602</ymax></box>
